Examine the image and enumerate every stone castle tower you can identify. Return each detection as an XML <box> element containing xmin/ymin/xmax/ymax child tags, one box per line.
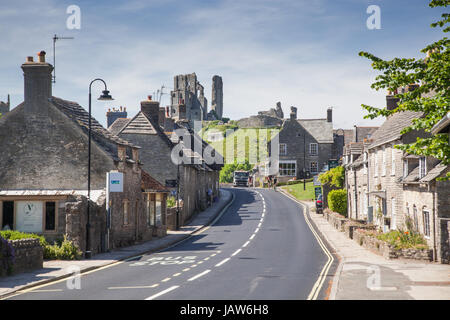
<box><xmin>211</xmin><ymin>75</ymin><xmax>223</xmax><ymax>119</ymax></box>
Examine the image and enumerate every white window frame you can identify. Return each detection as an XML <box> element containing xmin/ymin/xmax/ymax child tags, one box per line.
<box><xmin>310</xmin><ymin>161</ymin><xmax>318</xmax><ymax>174</ymax></box>
<box><xmin>381</xmin><ymin>146</ymin><xmax>386</xmax><ymax>176</ymax></box>
<box><xmin>419</xmin><ymin>157</ymin><xmax>427</xmax><ymax>179</ymax></box>
<box><xmin>279</xmin><ymin>160</ymin><xmax>296</xmax><ymax>177</ymax></box>
<box><xmin>279</xmin><ymin>143</ymin><xmax>287</xmax><ymax>156</ymax></box>
<box><xmin>403</xmin><ymin>159</ymin><xmax>408</xmax><ymax>178</ymax></box>
<box><xmin>423</xmin><ymin>209</ymin><xmax>430</xmax><ymax>238</ymax></box>
<box><xmin>391</xmin><ymin>147</ymin><xmax>396</xmax><ymax>176</ymax></box>
<box><xmin>309</xmin><ymin>143</ymin><xmax>318</xmax><ymax>156</ymax></box>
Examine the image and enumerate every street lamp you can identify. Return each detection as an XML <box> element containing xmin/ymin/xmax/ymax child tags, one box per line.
<box><xmin>86</xmin><ymin>78</ymin><xmax>114</xmax><ymax>259</ymax></box>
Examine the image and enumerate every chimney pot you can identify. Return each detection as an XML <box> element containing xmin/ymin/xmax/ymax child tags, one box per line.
<box><xmin>289</xmin><ymin>106</ymin><xmax>297</xmax><ymax>120</ymax></box>
<box><xmin>327</xmin><ymin>108</ymin><xmax>332</xmax><ymax>123</ymax></box>
<box><xmin>37</xmin><ymin>51</ymin><xmax>46</xmax><ymax>63</ymax></box>
<box><xmin>26</xmin><ymin>56</ymin><xmax>34</xmax><ymax>62</ymax></box>
<box><xmin>148</xmin><ymin>95</ymin><xmax>152</xmax><ymax>101</ymax></box>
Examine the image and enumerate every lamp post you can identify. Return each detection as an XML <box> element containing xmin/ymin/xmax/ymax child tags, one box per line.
<box><xmin>86</xmin><ymin>78</ymin><xmax>113</xmax><ymax>259</ymax></box>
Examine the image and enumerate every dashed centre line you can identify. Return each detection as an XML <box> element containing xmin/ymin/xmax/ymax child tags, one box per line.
<box><xmin>188</xmin><ymin>270</ymin><xmax>211</xmax><ymax>282</ymax></box>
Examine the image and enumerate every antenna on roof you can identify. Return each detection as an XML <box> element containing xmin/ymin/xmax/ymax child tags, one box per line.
<box><xmin>52</xmin><ymin>34</ymin><xmax>74</xmax><ymax>84</ymax></box>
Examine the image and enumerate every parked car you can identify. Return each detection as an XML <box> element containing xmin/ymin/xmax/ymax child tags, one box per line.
<box><xmin>315</xmin><ymin>194</ymin><xmax>323</xmax><ymax>214</ymax></box>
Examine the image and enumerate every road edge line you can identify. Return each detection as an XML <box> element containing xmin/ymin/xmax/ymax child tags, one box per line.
<box><xmin>277</xmin><ymin>188</ymin><xmax>341</xmax><ymax>300</ymax></box>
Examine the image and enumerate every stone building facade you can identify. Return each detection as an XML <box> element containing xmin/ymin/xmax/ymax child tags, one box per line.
<box><xmin>0</xmin><ymin>51</ymin><xmax>157</xmax><ymax>256</ymax></box>
<box><xmin>270</xmin><ymin>106</ymin><xmax>335</xmax><ymax>182</ymax></box>
<box><xmin>344</xmin><ymin>91</ymin><xmax>450</xmax><ymax>263</ymax></box>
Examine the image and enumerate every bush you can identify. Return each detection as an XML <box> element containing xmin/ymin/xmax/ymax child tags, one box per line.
<box><xmin>377</xmin><ymin>230</ymin><xmax>428</xmax><ymax>250</ymax></box>
<box><xmin>44</xmin><ymin>236</ymin><xmax>81</xmax><ymax>260</ymax></box>
<box><xmin>167</xmin><ymin>196</ymin><xmax>176</xmax><ymax>208</ymax></box>
<box><xmin>319</xmin><ymin>166</ymin><xmax>345</xmax><ymax>188</ymax></box>
<box><xmin>0</xmin><ymin>230</ymin><xmax>47</xmax><ymax>247</ymax></box>
<box><xmin>328</xmin><ymin>189</ymin><xmax>347</xmax><ymax>216</ymax></box>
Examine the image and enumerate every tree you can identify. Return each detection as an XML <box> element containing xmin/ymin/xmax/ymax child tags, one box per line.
<box><xmin>319</xmin><ymin>166</ymin><xmax>345</xmax><ymax>189</ymax></box>
<box><xmin>359</xmin><ymin>0</ymin><xmax>450</xmax><ymax>179</ymax></box>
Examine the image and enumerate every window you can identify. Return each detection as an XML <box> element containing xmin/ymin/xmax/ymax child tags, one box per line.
<box><xmin>309</xmin><ymin>143</ymin><xmax>318</xmax><ymax>156</ymax></box>
<box><xmin>374</xmin><ymin>151</ymin><xmax>378</xmax><ymax>177</ymax></box>
<box><xmin>423</xmin><ymin>209</ymin><xmax>430</xmax><ymax>238</ymax></box>
<box><xmin>381</xmin><ymin>146</ymin><xmax>386</xmax><ymax>176</ymax></box>
<box><xmin>403</xmin><ymin>159</ymin><xmax>408</xmax><ymax>178</ymax></box>
<box><xmin>310</xmin><ymin>161</ymin><xmax>318</xmax><ymax>174</ymax></box>
<box><xmin>279</xmin><ymin>161</ymin><xmax>296</xmax><ymax>176</ymax></box>
<box><xmin>391</xmin><ymin>198</ymin><xmax>396</xmax><ymax>230</ymax></box>
<box><xmin>419</xmin><ymin>157</ymin><xmax>427</xmax><ymax>179</ymax></box>
<box><xmin>391</xmin><ymin>147</ymin><xmax>396</xmax><ymax>176</ymax></box>
<box><xmin>123</xmin><ymin>200</ymin><xmax>129</xmax><ymax>225</ymax></box>
<box><xmin>279</xmin><ymin>143</ymin><xmax>287</xmax><ymax>155</ymax></box>
<box><xmin>45</xmin><ymin>202</ymin><xmax>56</xmax><ymax>231</ymax></box>
<box><xmin>2</xmin><ymin>201</ymin><xmax>14</xmax><ymax>230</ymax></box>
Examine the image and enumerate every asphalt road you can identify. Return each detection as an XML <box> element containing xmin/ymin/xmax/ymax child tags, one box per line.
<box><xmin>7</xmin><ymin>188</ymin><xmax>335</xmax><ymax>300</ymax></box>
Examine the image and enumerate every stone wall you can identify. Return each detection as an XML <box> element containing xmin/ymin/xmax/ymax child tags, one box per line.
<box><xmin>353</xmin><ymin>229</ymin><xmax>433</xmax><ymax>261</ymax></box>
<box><xmin>4</xmin><ymin>239</ymin><xmax>43</xmax><ymax>276</ymax></box>
<box><xmin>237</xmin><ymin>115</ymin><xmax>282</xmax><ymax>129</ymax></box>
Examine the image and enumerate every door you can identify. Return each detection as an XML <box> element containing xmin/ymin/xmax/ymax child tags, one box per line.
<box><xmin>2</xmin><ymin>201</ymin><xmax>14</xmax><ymax>229</ymax></box>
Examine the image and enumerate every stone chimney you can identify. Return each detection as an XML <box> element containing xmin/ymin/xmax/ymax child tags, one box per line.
<box><xmin>289</xmin><ymin>106</ymin><xmax>297</xmax><ymax>120</ymax></box>
<box><xmin>21</xmin><ymin>51</ymin><xmax>53</xmax><ymax>113</ymax></box>
<box><xmin>386</xmin><ymin>90</ymin><xmax>399</xmax><ymax>111</ymax></box>
<box><xmin>141</xmin><ymin>95</ymin><xmax>160</xmax><ymax>124</ymax></box>
<box><xmin>327</xmin><ymin>108</ymin><xmax>332</xmax><ymax>123</ymax></box>
<box><xmin>158</xmin><ymin>107</ymin><xmax>166</xmax><ymax>127</ymax></box>
<box><xmin>106</xmin><ymin>106</ymin><xmax>127</xmax><ymax>127</ymax></box>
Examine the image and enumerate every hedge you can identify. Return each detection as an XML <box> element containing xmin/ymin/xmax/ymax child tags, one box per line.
<box><xmin>328</xmin><ymin>189</ymin><xmax>347</xmax><ymax>216</ymax></box>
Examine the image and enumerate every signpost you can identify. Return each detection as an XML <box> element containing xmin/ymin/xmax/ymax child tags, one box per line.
<box><xmin>314</xmin><ymin>187</ymin><xmax>322</xmax><ymax>200</ymax></box>
<box><xmin>328</xmin><ymin>159</ymin><xmax>339</xmax><ymax>169</ymax></box>
<box><xmin>106</xmin><ymin>171</ymin><xmax>123</xmax><ymax>251</ymax></box>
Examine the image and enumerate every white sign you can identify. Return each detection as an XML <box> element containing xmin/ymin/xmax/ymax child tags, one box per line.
<box><xmin>109</xmin><ymin>172</ymin><xmax>123</xmax><ymax>192</ymax></box>
<box><xmin>16</xmin><ymin>201</ymin><xmax>43</xmax><ymax>233</ymax></box>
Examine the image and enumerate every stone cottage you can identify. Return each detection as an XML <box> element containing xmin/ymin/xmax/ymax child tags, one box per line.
<box><xmin>269</xmin><ymin>106</ymin><xmax>335</xmax><ymax>182</ymax></box>
<box><xmin>344</xmin><ymin>90</ymin><xmax>449</xmax><ymax>263</ymax></box>
<box><xmin>0</xmin><ymin>51</ymin><xmax>156</xmax><ymax>256</ymax></box>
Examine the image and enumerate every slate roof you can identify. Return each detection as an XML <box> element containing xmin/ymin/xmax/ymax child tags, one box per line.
<box><xmin>117</xmin><ymin>111</ymin><xmax>174</xmax><ymax>148</ymax></box>
<box><xmin>51</xmin><ymin>96</ymin><xmax>137</xmax><ymax>148</ymax></box>
<box><xmin>108</xmin><ymin>118</ymin><xmax>130</xmax><ymax>135</ymax></box>
<box><xmin>402</xmin><ymin>162</ymin><xmax>448</xmax><ymax>183</ymax></box>
<box><xmin>297</xmin><ymin>119</ymin><xmax>334</xmax><ymax>143</ymax></box>
<box><xmin>368</xmin><ymin>111</ymin><xmax>423</xmax><ymax>149</ymax></box>
<box><xmin>141</xmin><ymin>170</ymin><xmax>170</xmax><ymax>192</ymax></box>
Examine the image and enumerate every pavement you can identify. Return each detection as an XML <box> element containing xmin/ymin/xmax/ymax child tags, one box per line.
<box><xmin>0</xmin><ymin>189</ymin><xmax>233</xmax><ymax>299</ymax></box>
<box><xmin>277</xmin><ymin>187</ymin><xmax>450</xmax><ymax>300</ymax></box>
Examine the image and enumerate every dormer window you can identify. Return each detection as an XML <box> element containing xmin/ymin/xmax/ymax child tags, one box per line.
<box><xmin>419</xmin><ymin>157</ymin><xmax>427</xmax><ymax>179</ymax></box>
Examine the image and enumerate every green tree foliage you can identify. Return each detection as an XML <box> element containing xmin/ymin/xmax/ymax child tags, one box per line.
<box><xmin>359</xmin><ymin>0</ymin><xmax>450</xmax><ymax>179</ymax></box>
<box><xmin>328</xmin><ymin>189</ymin><xmax>348</xmax><ymax>216</ymax></box>
<box><xmin>318</xmin><ymin>166</ymin><xmax>345</xmax><ymax>188</ymax></box>
<box><xmin>219</xmin><ymin>161</ymin><xmax>252</xmax><ymax>183</ymax></box>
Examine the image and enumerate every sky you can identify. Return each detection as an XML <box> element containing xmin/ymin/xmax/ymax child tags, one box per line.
<box><xmin>0</xmin><ymin>0</ymin><xmax>446</xmax><ymax>128</ymax></box>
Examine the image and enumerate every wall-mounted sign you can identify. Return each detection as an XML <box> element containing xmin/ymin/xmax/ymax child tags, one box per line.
<box><xmin>109</xmin><ymin>172</ymin><xmax>123</xmax><ymax>192</ymax></box>
<box><xmin>165</xmin><ymin>180</ymin><xmax>178</xmax><ymax>188</ymax></box>
<box><xmin>314</xmin><ymin>187</ymin><xmax>322</xmax><ymax>200</ymax></box>
<box><xmin>16</xmin><ymin>201</ymin><xmax>43</xmax><ymax>233</ymax></box>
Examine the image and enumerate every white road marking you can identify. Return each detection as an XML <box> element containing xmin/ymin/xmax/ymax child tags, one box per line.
<box><xmin>173</xmin><ymin>273</ymin><xmax>181</xmax><ymax>277</ymax></box>
<box><xmin>258</xmin><ymin>222</ymin><xmax>262</xmax><ymax>228</ymax></box>
<box><xmin>145</xmin><ymin>286</ymin><xmax>179</xmax><ymax>300</ymax></box>
<box><xmin>215</xmin><ymin>258</ymin><xmax>230</xmax><ymax>267</ymax></box>
<box><xmin>188</xmin><ymin>269</ymin><xmax>211</xmax><ymax>282</ymax></box>
<box><xmin>242</xmin><ymin>241</ymin><xmax>250</xmax><ymax>248</ymax></box>
<box><xmin>250</xmin><ymin>234</ymin><xmax>255</xmax><ymax>240</ymax></box>
<box><xmin>161</xmin><ymin>277</ymin><xmax>171</xmax><ymax>282</ymax></box>
<box><xmin>108</xmin><ymin>284</ymin><xmax>158</xmax><ymax>290</ymax></box>
<box><xmin>232</xmin><ymin>249</ymin><xmax>242</xmax><ymax>256</ymax></box>
<box><xmin>182</xmin><ymin>268</ymin><xmax>190</xmax><ymax>272</ymax></box>
<box><xmin>255</xmin><ymin>227</ymin><xmax>260</xmax><ymax>233</ymax></box>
